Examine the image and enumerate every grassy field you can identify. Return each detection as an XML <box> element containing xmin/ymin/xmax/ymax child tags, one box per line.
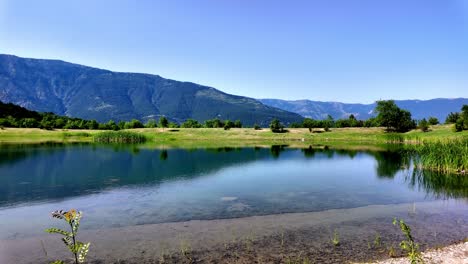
<box><xmin>0</xmin><ymin>125</ymin><xmax>466</xmax><ymax>147</ymax></box>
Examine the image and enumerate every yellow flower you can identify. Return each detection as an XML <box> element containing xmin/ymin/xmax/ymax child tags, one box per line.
<box><xmin>64</xmin><ymin>209</ymin><xmax>77</xmax><ymax>222</ymax></box>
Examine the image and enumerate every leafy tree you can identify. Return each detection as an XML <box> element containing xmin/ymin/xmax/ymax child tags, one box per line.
<box><xmin>375</xmin><ymin>100</ymin><xmax>415</xmax><ymax>132</ymax></box>
<box><xmin>124</xmin><ymin>119</ymin><xmax>144</xmax><ymax>129</ymax></box>
<box><xmin>323</xmin><ymin>114</ymin><xmax>335</xmax><ymax>129</ymax></box>
<box><xmin>181</xmin><ymin>119</ymin><xmax>202</xmax><ymax>128</ymax></box>
<box><xmin>145</xmin><ymin>119</ymin><xmax>157</xmax><ymax>128</ymax></box>
<box><xmin>428</xmin><ymin>117</ymin><xmax>439</xmax><ymax>125</ymax></box>
<box><xmin>159</xmin><ymin>116</ymin><xmax>169</xmax><ymax>128</ymax></box>
<box><xmin>253</xmin><ymin>124</ymin><xmax>261</xmax><ymax>130</ymax></box>
<box><xmin>117</xmin><ymin>121</ymin><xmax>126</xmax><ymax>130</ymax></box>
<box><xmin>20</xmin><ymin>118</ymin><xmax>39</xmax><ymax>128</ymax></box>
<box><xmin>204</xmin><ymin>118</ymin><xmax>224</xmax><ymax>128</ymax></box>
<box><xmin>364</xmin><ymin>117</ymin><xmax>378</xmax><ymax>127</ymax></box>
<box><xmin>461</xmin><ymin>104</ymin><xmax>468</xmax><ymax>130</ymax></box>
<box><xmin>418</xmin><ymin>118</ymin><xmax>429</xmax><ymax>132</ymax></box>
<box><xmin>348</xmin><ymin>114</ymin><xmax>360</xmax><ymax>127</ymax></box>
<box><xmin>270</xmin><ymin>118</ymin><xmax>285</xmax><ymax>133</ymax></box>
<box><xmin>454</xmin><ymin>119</ymin><xmax>464</xmax><ymax>132</ymax></box>
<box><xmin>234</xmin><ymin>120</ymin><xmax>242</xmax><ymax>128</ymax></box>
<box><xmin>224</xmin><ymin>120</ymin><xmax>234</xmax><ymax>130</ymax></box>
<box><xmin>445</xmin><ymin>112</ymin><xmax>460</xmax><ymax>124</ymax></box>
<box><xmin>168</xmin><ymin>122</ymin><xmax>179</xmax><ymax>128</ymax></box>
<box><xmin>87</xmin><ymin>120</ymin><xmax>99</xmax><ymax>130</ymax></box>
<box><xmin>303</xmin><ymin>118</ymin><xmax>316</xmax><ymax>132</ymax></box>
<box><xmin>106</xmin><ymin>120</ymin><xmax>119</xmax><ymax>130</ymax></box>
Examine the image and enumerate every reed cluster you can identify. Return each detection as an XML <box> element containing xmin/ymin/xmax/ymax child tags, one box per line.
<box><xmin>93</xmin><ymin>131</ymin><xmax>147</xmax><ymax>143</ymax></box>
<box><xmin>408</xmin><ymin>138</ymin><xmax>468</xmax><ymax>173</ymax></box>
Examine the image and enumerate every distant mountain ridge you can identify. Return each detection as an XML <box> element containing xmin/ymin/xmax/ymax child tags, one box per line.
<box><xmin>0</xmin><ymin>54</ymin><xmax>302</xmax><ymax>126</ymax></box>
<box><xmin>259</xmin><ymin>98</ymin><xmax>468</xmax><ymax>121</ymax></box>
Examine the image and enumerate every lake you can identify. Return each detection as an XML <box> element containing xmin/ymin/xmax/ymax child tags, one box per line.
<box><xmin>0</xmin><ymin>143</ymin><xmax>466</xmax><ymax>263</ymax></box>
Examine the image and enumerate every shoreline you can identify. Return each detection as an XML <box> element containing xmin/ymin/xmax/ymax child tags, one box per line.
<box><xmin>1</xmin><ymin>200</ymin><xmax>466</xmax><ymax>263</ymax></box>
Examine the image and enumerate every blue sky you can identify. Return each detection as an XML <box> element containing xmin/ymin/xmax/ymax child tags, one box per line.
<box><xmin>1</xmin><ymin>0</ymin><xmax>467</xmax><ymax>103</ymax></box>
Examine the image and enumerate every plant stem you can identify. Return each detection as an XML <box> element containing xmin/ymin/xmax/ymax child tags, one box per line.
<box><xmin>70</xmin><ymin>221</ymin><xmax>78</xmax><ymax>264</ymax></box>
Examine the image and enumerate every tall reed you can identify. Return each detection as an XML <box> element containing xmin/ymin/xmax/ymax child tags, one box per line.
<box><xmin>93</xmin><ymin>131</ymin><xmax>147</xmax><ymax>143</ymax></box>
<box><xmin>406</xmin><ymin>138</ymin><xmax>468</xmax><ymax>173</ymax></box>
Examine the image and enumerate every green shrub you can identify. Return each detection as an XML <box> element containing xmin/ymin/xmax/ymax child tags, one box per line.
<box><xmin>270</xmin><ymin>119</ymin><xmax>285</xmax><ymax>133</ymax></box>
<box><xmin>418</xmin><ymin>118</ymin><xmax>429</xmax><ymax>132</ymax></box>
<box><xmin>93</xmin><ymin>131</ymin><xmax>147</xmax><ymax>143</ymax></box>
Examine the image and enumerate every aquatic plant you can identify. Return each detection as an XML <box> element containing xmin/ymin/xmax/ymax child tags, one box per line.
<box><xmin>45</xmin><ymin>209</ymin><xmax>90</xmax><ymax>264</ymax></box>
<box><xmin>179</xmin><ymin>239</ymin><xmax>193</xmax><ymax>262</ymax></box>
<box><xmin>393</xmin><ymin>218</ymin><xmax>423</xmax><ymax>264</ymax></box>
<box><xmin>93</xmin><ymin>131</ymin><xmax>147</xmax><ymax>143</ymax></box>
<box><xmin>373</xmin><ymin>232</ymin><xmax>382</xmax><ymax>248</ymax></box>
<box><xmin>331</xmin><ymin>229</ymin><xmax>340</xmax><ymax>246</ymax></box>
<box><xmin>408</xmin><ymin>138</ymin><xmax>468</xmax><ymax>173</ymax></box>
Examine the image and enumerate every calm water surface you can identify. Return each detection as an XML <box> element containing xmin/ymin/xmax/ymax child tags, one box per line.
<box><xmin>0</xmin><ymin>143</ymin><xmax>466</xmax><ymax>239</ymax></box>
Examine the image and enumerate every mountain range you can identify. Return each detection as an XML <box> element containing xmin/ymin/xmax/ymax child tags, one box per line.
<box><xmin>259</xmin><ymin>98</ymin><xmax>467</xmax><ymax>121</ymax></box>
<box><xmin>0</xmin><ymin>54</ymin><xmax>465</xmax><ymax>124</ymax></box>
<box><xmin>0</xmin><ymin>54</ymin><xmax>302</xmax><ymax>126</ymax></box>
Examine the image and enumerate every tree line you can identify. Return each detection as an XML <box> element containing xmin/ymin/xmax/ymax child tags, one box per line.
<box><xmin>1</xmin><ymin>100</ymin><xmax>467</xmax><ymax>133</ymax></box>
<box><xmin>272</xmin><ymin>100</ymin><xmax>468</xmax><ymax>133</ymax></box>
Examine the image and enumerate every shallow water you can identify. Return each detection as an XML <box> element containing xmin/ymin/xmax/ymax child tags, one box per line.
<box><xmin>0</xmin><ymin>143</ymin><xmax>466</xmax><ymax>240</ymax></box>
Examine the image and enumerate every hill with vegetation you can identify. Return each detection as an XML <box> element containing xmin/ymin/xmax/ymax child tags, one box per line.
<box><xmin>0</xmin><ymin>54</ymin><xmax>302</xmax><ymax>126</ymax></box>
<box><xmin>259</xmin><ymin>98</ymin><xmax>468</xmax><ymax>121</ymax></box>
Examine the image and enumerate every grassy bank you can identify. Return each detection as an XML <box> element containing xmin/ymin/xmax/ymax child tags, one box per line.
<box><xmin>0</xmin><ymin>125</ymin><xmax>466</xmax><ymax>146</ymax></box>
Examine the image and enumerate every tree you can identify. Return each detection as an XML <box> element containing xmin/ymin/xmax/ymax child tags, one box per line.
<box><xmin>224</xmin><ymin>120</ymin><xmax>234</xmax><ymax>130</ymax></box>
<box><xmin>159</xmin><ymin>116</ymin><xmax>169</xmax><ymax>129</ymax></box>
<box><xmin>168</xmin><ymin>122</ymin><xmax>179</xmax><ymax>128</ymax></box>
<box><xmin>106</xmin><ymin>120</ymin><xmax>119</xmax><ymax>130</ymax></box>
<box><xmin>270</xmin><ymin>118</ymin><xmax>284</xmax><ymax>133</ymax></box>
<box><xmin>20</xmin><ymin>118</ymin><xmax>39</xmax><ymax>128</ymax></box>
<box><xmin>234</xmin><ymin>120</ymin><xmax>242</xmax><ymax>128</ymax></box>
<box><xmin>418</xmin><ymin>118</ymin><xmax>429</xmax><ymax>132</ymax></box>
<box><xmin>303</xmin><ymin>118</ymin><xmax>316</xmax><ymax>132</ymax></box>
<box><xmin>181</xmin><ymin>119</ymin><xmax>202</xmax><ymax>128</ymax></box>
<box><xmin>375</xmin><ymin>100</ymin><xmax>415</xmax><ymax>132</ymax></box>
<box><xmin>124</xmin><ymin>119</ymin><xmax>144</xmax><ymax>129</ymax></box>
<box><xmin>145</xmin><ymin>119</ymin><xmax>157</xmax><ymax>128</ymax></box>
<box><xmin>428</xmin><ymin>117</ymin><xmax>439</xmax><ymax>125</ymax></box>
<box><xmin>445</xmin><ymin>112</ymin><xmax>460</xmax><ymax>124</ymax></box>
<box><xmin>461</xmin><ymin>105</ymin><xmax>468</xmax><ymax>130</ymax></box>
<box><xmin>87</xmin><ymin>120</ymin><xmax>99</xmax><ymax>130</ymax></box>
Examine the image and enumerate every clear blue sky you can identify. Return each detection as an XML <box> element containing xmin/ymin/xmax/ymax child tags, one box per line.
<box><xmin>1</xmin><ymin>0</ymin><xmax>467</xmax><ymax>103</ymax></box>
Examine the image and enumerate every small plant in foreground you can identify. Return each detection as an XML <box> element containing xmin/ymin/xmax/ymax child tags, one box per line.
<box><xmin>373</xmin><ymin>232</ymin><xmax>382</xmax><ymax>248</ymax></box>
<box><xmin>393</xmin><ymin>218</ymin><xmax>423</xmax><ymax>263</ymax></box>
<box><xmin>45</xmin><ymin>209</ymin><xmax>90</xmax><ymax>264</ymax></box>
<box><xmin>331</xmin><ymin>229</ymin><xmax>340</xmax><ymax>246</ymax></box>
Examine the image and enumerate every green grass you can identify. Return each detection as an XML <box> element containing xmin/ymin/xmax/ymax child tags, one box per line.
<box><xmin>0</xmin><ymin>125</ymin><xmax>466</xmax><ymax>147</ymax></box>
<box><xmin>407</xmin><ymin>138</ymin><xmax>468</xmax><ymax>173</ymax></box>
<box><xmin>93</xmin><ymin>131</ymin><xmax>147</xmax><ymax>143</ymax></box>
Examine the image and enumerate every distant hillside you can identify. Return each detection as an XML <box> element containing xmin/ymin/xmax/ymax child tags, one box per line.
<box><xmin>259</xmin><ymin>98</ymin><xmax>468</xmax><ymax>121</ymax></box>
<box><xmin>0</xmin><ymin>54</ymin><xmax>302</xmax><ymax>126</ymax></box>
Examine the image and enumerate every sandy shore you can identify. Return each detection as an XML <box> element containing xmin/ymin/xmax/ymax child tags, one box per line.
<box><xmin>1</xmin><ymin>201</ymin><xmax>466</xmax><ymax>263</ymax></box>
<box><xmin>357</xmin><ymin>242</ymin><xmax>468</xmax><ymax>264</ymax></box>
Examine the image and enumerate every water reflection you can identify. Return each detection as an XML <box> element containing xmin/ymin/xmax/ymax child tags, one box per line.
<box><xmin>0</xmin><ymin>144</ymin><xmax>465</xmax><ymax>209</ymax></box>
<box><xmin>405</xmin><ymin>169</ymin><xmax>468</xmax><ymax>199</ymax></box>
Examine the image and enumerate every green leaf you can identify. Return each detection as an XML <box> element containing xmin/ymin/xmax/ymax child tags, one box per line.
<box><xmin>45</xmin><ymin>228</ymin><xmax>72</xmax><ymax>237</ymax></box>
